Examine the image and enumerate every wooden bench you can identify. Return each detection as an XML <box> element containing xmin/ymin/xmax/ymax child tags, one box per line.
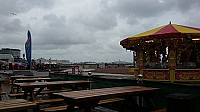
<box><xmin>33</xmin><ymin>98</ymin><xmax>66</xmax><ymax>111</ymax></box>
<box><xmin>40</xmin><ymin>98</ymin><xmax>125</xmax><ymax>112</ymax></box>
<box><xmin>40</xmin><ymin>105</ymin><xmax>68</xmax><ymax>112</ymax></box>
<box><xmin>98</xmin><ymin>98</ymin><xmax>124</xmax><ymax>105</ymax></box>
<box><xmin>9</xmin><ymin>88</ymin><xmax>72</xmax><ymax>98</ymax></box>
<box><xmin>0</xmin><ymin>92</ymin><xmax>6</xmax><ymax>95</ymax></box>
<box><xmin>151</xmin><ymin>108</ymin><xmax>166</xmax><ymax>112</ymax></box>
<box><xmin>0</xmin><ymin>99</ymin><xmax>37</xmax><ymax>111</ymax></box>
<box><xmin>33</xmin><ymin>98</ymin><xmax>65</xmax><ymax>105</ymax></box>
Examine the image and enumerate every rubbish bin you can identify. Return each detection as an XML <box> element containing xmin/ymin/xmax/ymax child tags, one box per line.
<box><xmin>166</xmin><ymin>93</ymin><xmax>196</xmax><ymax>112</ymax></box>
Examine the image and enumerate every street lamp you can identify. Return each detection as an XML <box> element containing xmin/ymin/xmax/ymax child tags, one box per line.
<box><xmin>137</xmin><ymin>74</ymin><xmax>143</xmax><ymax>86</ymax></box>
<box><xmin>88</xmin><ymin>72</ymin><xmax>92</xmax><ymax>90</ymax></box>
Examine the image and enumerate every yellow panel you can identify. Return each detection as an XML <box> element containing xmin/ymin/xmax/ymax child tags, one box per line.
<box><xmin>172</xmin><ymin>24</ymin><xmax>200</xmax><ymax>33</ymax></box>
<box><xmin>128</xmin><ymin>25</ymin><xmax>167</xmax><ymax>38</ymax></box>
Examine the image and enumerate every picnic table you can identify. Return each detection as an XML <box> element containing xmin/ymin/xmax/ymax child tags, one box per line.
<box><xmin>54</xmin><ymin>86</ymin><xmax>160</xmax><ymax>112</ymax></box>
<box><xmin>14</xmin><ymin>80</ymin><xmax>94</xmax><ymax>101</ymax></box>
<box><xmin>11</xmin><ymin>78</ymin><xmax>52</xmax><ymax>93</ymax></box>
<box><xmin>0</xmin><ymin>99</ymin><xmax>37</xmax><ymax>112</ymax></box>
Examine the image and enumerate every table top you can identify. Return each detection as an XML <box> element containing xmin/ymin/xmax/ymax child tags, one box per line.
<box><xmin>0</xmin><ymin>99</ymin><xmax>37</xmax><ymax>111</ymax></box>
<box><xmin>14</xmin><ymin>80</ymin><xmax>94</xmax><ymax>88</ymax></box>
<box><xmin>54</xmin><ymin>86</ymin><xmax>160</xmax><ymax>102</ymax></box>
<box><xmin>16</xmin><ymin>78</ymin><xmax>51</xmax><ymax>82</ymax></box>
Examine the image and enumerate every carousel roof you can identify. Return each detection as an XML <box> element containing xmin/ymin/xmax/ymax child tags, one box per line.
<box><xmin>129</xmin><ymin>22</ymin><xmax>200</xmax><ymax>39</ymax></box>
<box><xmin>120</xmin><ymin>22</ymin><xmax>200</xmax><ymax>49</ymax></box>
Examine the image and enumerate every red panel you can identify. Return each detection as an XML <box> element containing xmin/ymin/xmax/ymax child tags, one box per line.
<box><xmin>152</xmin><ymin>24</ymin><xmax>180</xmax><ymax>35</ymax></box>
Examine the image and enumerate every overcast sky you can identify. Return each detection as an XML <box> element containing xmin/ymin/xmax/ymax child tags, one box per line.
<box><xmin>0</xmin><ymin>0</ymin><xmax>200</xmax><ymax>63</ymax></box>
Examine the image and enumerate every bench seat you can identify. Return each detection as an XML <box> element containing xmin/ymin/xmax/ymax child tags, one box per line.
<box><xmin>0</xmin><ymin>92</ymin><xmax>6</xmax><ymax>95</ymax></box>
<box><xmin>98</xmin><ymin>98</ymin><xmax>124</xmax><ymax>105</ymax></box>
<box><xmin>33</xmin><ymin>98</ymin><xmax>65</xmax><ymax>105</ymax></box>
<box><xmin>40</xmin><ymin>98</ymin><xmax>125</xmax><ymax>112</ymax></box>
<box><xmin>0</xmin><ymin>99</ymin><xmax>37</xmax><ymax>111</ymax></box>
<box><xmin>151</xmin><ymin>108</ymin><xmax>166</xmax><ymax>112</ymax></box>
<box><xmin>40</xmin><ymin>105</ymin><xmax>68</xmax><ymax>112</ymax></box>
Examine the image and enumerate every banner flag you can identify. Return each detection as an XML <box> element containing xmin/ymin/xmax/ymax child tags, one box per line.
<box><xmin>25</xmin><ymin>30</ymin><xmax>32</xmax><ymax>67</ymax></box>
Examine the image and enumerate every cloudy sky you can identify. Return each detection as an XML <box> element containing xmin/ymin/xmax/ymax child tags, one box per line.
<box><xmin>0</xmin><ymin>0</ymin><xmax>200</xmax><ymax>63</ymax></box>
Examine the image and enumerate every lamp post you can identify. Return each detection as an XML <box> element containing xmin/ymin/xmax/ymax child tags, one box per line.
<box><xmin>88</xmin><ymin>72</ymin><xmax>92</xmax><ymax>90</ymax></box>
<box><xmin>137</xmin><ymin>74</ymin><xmax>143</xmax><ymax>86</ymax></box>
<box><xmin>49</xmin><ymin>69</ymin><xmax>51</xmax><ymax>78</ymax></box>
<box><xmin>137</xmin><ymin>74</ymin><xmax>143</xmax><ymax>107</ymax></box>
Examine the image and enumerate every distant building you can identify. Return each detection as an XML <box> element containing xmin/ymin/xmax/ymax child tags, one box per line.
<box><xmin>0</xmin><ymin>48</ymin><xmax>21</xmax><ymax>58</ymax></box>
<box><xmin>0</xmin><ymin>48</ymin><xmax>21</xmax><ymax>63</ymax></box>
<box><xmin>35</xmin><ymin>58</ymin><xmax>47</xmax><ymax>64</ymax></box>
<box><xmin>99</xmin><ymin>63</ymin><xmax>105</xmax><ymax>68</ymax></box>
<box><xmin>53</xmin><ymin>60</ymin><xmax>70</xmax><ymax>64</ymax></box>
<box><xmin>0</xmin><ymin>54</ymin><xmax>14</xmax><ymax>63</ymax></box>
<box><xmin>82</xmin><ymin>62</ymin><xmax>98</xmax><ymax>69</ymax></box>
<box><xmin>112</xmin><ymin>60</ymin><xmax>127</xmax><ymax>64</ymax></box>
<box><xmin>35</xmin><ymin>58</ymin><xmax>70</xmax><ymax>64</ymax></box>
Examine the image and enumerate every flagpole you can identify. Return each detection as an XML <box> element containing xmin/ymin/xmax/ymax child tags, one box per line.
<box><xmin>29</xmin><ymin>30</ymin><xmax>32</xmax><ymax>76</ymax></box>
<box><xmin>30</xmin><ymin>59</ymin><xmax>31</xmax><ymax>76</ymax></box>
<box><xmin>30</xmin><ymin>32</ymin><xmax>32</xmax><ymax>76</ymax></box>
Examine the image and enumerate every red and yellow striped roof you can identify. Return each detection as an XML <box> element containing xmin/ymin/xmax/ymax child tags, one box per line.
<box><xmin>128</xmin><ymin>23</ymin><xmax>200</xmax><ymax>39</ymax></box>
<box><xmin>120</xmin><ymin>23</ymin><xmax>200</xmax><ymax>49</ymax></box>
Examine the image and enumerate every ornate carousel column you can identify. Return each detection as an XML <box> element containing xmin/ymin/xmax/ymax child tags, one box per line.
<box><xmin>168</xmin><ymin>38</ymin><xmax>176</xmax><ymax>83</ymax></box>
<box><xmin>138</xmin><ymin>44</ymin><xmax>144</xmax><ymax>75</ymax></box>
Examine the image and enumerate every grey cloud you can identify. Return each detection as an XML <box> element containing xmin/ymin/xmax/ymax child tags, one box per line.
<box><xmin>32</xmin><ymin>13</ymin><xmax>96</xmax><ymax>47</ymax></box>
<box><xmin>43</xmin><ymin>14</ymin><xmax>66</xmax><ymax>27</ymax></box>
<box><xmin>175</xmin><ymin>0</ymin><xmax>200</xmax><ymax>12</ymax></box>
<box><xmin>109</xmin><ymin>0</ymin><xmax>170</xmax><ymax>18</ymax></box>
<box><xmin>0</xmin><ymin>16</ymin><xmax>25</xmax><ymax>46</ymax></box>
<box><xmin>98</xmin><ymin>0</ymin><xmax>173</xmax><ymax>26</ymax></box>
<box><xmin>71</xmin><ymin>11</ymin><xmax>117</xmax><ymax>31</ymax></box>
<box><xmin>20</xmin><ymin>0</ymin><xmax>55</xmax><ymax>9</ymax></box>
<box><xmin>0</xmin><ymin>1</ymin><xmax>19</xmax><ymax>16</ymax></box>
<box><xmin>0</xmin><ymin>0</ymin><xmax>55</xmax><ymax>16</ymax></box>
<box><xmin>3</xmin><ymin>19</ymin><xmax>24</xmax><ymax>33</ymax></box>
<box><xmin>100</xmin><ymin>0</ymin><xmax>200</xmax><ymax>25</ymax></box>
<box><xmin>33</xmin><ymin>44</ymin><xmax>70</xmax><ymax>51</ymax></box>
<box><xmin>111</xmin><ymin>0</ymin><xmax>200</xmax><ymax>18</ymax></box>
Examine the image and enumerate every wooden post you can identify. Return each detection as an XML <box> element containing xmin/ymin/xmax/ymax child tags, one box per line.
<box><xmin>138</xmin><ymin>46</ymin><xmax>144</xmax><ymax>75</ymax></box>
<box><xmin>168</xmin><ymin>38</ymin><xmax>176</xmax><ymax>83</ymax></box>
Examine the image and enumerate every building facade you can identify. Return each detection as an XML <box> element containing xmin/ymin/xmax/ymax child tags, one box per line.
<box><xmin>0</xmin><ymin>48</ymin><xmax>21</xmax><ymax>63</ymax></box>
